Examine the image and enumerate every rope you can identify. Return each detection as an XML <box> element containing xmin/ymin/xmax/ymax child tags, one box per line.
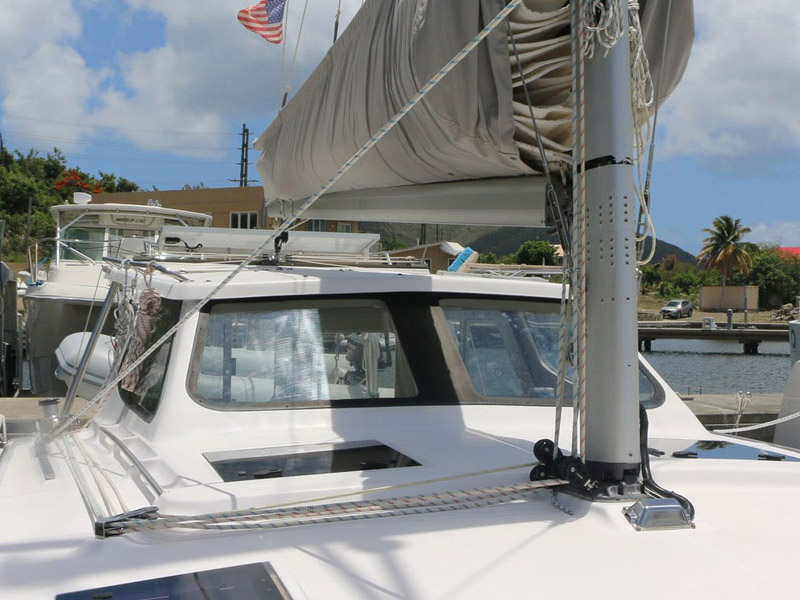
<box><xmin>712</xmin><ymin>407</ymin><xmax>800</xmax><ymax>435</ymax></box>
<box><xmin>628</xmin><ymin>0</ymin><xmax>658</xmax><ymax>265</ymax></box>
<box><xmin>571</xmin><ymin>0</ymin><xmax>589</xmax><ymax>458</ymax></box>
<box><xmin>281</xmin><ymin>0</ymin><xmax>309</xmax><ymax>108</ymax></box>
<box><xmin>119</xmin><ymin>286</ymin><xmax>162</xmax><ymax>394</ymax></box>
<box><xmin>50</xmin><ymin>0</ymin><xmax>524</xmax><ymax>439</ymax></box>
<box><xmin>278</xmin><ymin>0</ymin><xmax>291</xmax><ymax>109</ymax></box>
<box><xmin>506</xmin><ymin>15</ymin><xmax>575</xmax><ymax>451</ymax></box>
<box><xmin>582</xmin><ymin>0</ymin><xmax>625</xmax><ymax>58</ymax></box>
<box><xmin>111</xmin><ymin>479</ymin><xmax>565</xmax><ymax>535</ymax></box>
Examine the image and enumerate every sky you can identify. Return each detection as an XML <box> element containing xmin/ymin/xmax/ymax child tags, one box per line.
<box><xmin>1</xmin><ymin>0</ymin><xmax>799</xmax><ymax>255</ymax></box>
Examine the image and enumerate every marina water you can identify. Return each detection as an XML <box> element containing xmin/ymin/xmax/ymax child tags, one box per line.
<box><xmin>643</xmin><ymin>339</ymin><xmax>791</xmax><ymax>397</ymax></box>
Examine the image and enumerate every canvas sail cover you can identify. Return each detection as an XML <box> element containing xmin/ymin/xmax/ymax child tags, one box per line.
<box><xmin>255</xmin><ymin>0</ymin><xmax>693</xmax><ymax>225</ymax></box>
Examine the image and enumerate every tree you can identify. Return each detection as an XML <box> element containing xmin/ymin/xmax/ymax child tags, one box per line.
<box><xmin>746</xmin><ymin>247</ymin><xmax>800</xmax><ymax>309</ymax></box>
<box><xmin>0</xmin><ymin>146</ymin><xmax>139</xmax><ymax>260</ymax></box>
<box><xmin>697</xmin><ymin>215</ymin><xmax>752</xmax><ymax>287</ymax></box>
<box><xmin>514</xmin><ymin>240</ymin><xmax>557</xmax><ymax>265</ymax></box>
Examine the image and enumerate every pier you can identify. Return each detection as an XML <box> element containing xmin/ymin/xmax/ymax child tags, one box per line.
<box><xmin>638</xmin><ymin>321</ymin><xmax>789</xmax><ymax>354</ymax></box>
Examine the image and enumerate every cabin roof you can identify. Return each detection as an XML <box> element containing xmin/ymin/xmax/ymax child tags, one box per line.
<box><xmin>110</xmin><ymin>262</ymin><xmax>564</xmax><ymax>302</ymax></box>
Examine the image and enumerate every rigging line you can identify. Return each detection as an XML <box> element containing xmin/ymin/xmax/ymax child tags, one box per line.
<box><xmin>506</xmin><ymin>17</ymin><xmax>574</xmax><ymax>451</ymax></box>
<box><xmin>506</xmin><ymin>18</ymin><xmax>572</xmax><ymax>265</ymax></box>
<box><xmin>2</xmin><ymin>113</ymin><xmax>237</xmax><ymax>136</ymax></box>
<box><xmin>279</xmin><ymin>0</ymin><xmax>290</xmax><ymax>109</ymax></box>
<box><xmin>573</xmin><ymin>0</ymin><xmax>589</xmax><ymax>459</ymax></box>
<box><xmin>51</xmin><ymin>0</ymin><xmax>526</xmax><ymax>438</ymax></box>
<box><xmin>117</xmin><ymin>479</ymin><xmax>565</xmax><ymax>535</ymax></box>
<box><xmin>333</xmin><ymin>0</ymin><xmax>343</xmax><ymax>42</ymax></box>
<box><xmin>635</xmin><ymin>0</ymin><xmax>671</xmax><ymax>265</ymax></box>
<box><xmin>282</xmin><ymin>0</ymin><xmax>309</xmax><ymax>108</ymax></box>
<box><xmin>163</xmin><ymin>462</ymin><xmax>540</xmax><ymax>519</ymax></box>
<box><xmin>713</xmin><ymin>407</ymin><xmax>800</xmax><ymax>434</ymax></box>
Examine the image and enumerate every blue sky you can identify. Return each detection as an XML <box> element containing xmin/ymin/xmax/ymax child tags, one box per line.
<box><xmin>1</xmin><ymin>0</ymin><xmax>798</xmax><ymax>254</ymax></box>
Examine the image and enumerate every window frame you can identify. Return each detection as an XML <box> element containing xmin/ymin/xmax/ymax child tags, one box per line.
<box><xmin>186</xmin><ymin>295</ymin><xmax>428</xmax><ymax>411</ymax></box>
<box><xmin>229</xmin><ymin>211</ymin><xmax>258</xmax><ymax>229</ymax></box>
<box><xmin>118</xmin><ymin>297</ymin><xmax>182</xmax><ymax>422</ymax></box>
<box><xmin>182</xmin><ymin>293</ymin><xmax>665</xmax><ymax>412</ymax></box>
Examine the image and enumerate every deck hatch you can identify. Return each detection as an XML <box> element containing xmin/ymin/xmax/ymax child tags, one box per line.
<box><xmin>205</xmin><ymin>440</ymin><xmax>421</xmax><ymax>482</ymax></box>
<box><xmin>56</xmin><ymin>561</ymin><xmax>292</xmax><ymax>599</ymax></box>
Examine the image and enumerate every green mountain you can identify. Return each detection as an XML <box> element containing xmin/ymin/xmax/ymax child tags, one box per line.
<box><xmin>359</xmin><ymin>222</ymin><xmax>696</xmax><ymax>264</ymax></box>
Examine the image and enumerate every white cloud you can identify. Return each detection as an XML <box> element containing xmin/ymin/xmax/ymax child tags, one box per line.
<box><xmin>659</xmin><ymin>0</ymin><xmax>800</xmax><ymax>171</ymax></box>
<box><xmin>1</xmin><ymin>0</ymin><xmax>362</xmax><ymax>157</ymax></box>
<box><xmin>747</xmin><ymin>221</ymin><xmax>800</xmax><ymax>248</ymax></box>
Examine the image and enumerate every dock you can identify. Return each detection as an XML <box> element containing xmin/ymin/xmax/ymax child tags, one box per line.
<box><xmin>638</xmin><ymin>321</ymin><xmax>788</xmax><ymax>354</ymax></box>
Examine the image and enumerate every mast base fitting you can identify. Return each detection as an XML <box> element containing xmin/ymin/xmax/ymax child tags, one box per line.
<box><xmin>530</xmin><ymin>439</ymin><xmax>601</xmax><ymax>499</ymax></box>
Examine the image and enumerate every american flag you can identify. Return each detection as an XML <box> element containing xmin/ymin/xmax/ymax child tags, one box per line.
<box><xmin>238</xmin><ymin>0</ymin><xmax>286</xmax><ymax>44</ymax></box>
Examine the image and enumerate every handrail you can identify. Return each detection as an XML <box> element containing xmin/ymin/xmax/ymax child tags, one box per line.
<box><xmin>103</xmin><ymin>257</ymin><xmax>189</xmax><ymax>282</ymax></box>
<box><xmin>27</xmin><ymin>237</ymin><xmax>98</xmax><ymax>278</ymax></box>
<box><xmin>97</xmin><ymin>426</ymin><xmax>164</xmax><ymax>496</ymax></box>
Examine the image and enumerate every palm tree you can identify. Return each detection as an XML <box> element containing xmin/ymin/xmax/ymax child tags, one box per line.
<box><xmin>697</xmin><ymin>215</ymin><xmax>752</xmax><ymax>286</ymax></box>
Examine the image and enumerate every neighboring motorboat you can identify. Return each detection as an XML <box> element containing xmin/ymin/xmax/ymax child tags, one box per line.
<box><xmin>23</xmin><ymin>194</ymin><xmax>211</xmax><ymax>396</ymax></box>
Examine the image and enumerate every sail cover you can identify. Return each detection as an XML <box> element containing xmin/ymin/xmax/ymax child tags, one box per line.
<box><xmin>255</xmin><ymin>0</ymin><xmax>693</xmax><ymax>225</ymax></box>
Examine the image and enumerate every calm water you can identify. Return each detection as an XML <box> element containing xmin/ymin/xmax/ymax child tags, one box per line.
<box><xmin>643</xmin><ymin>339</ymin><xmax>791</xmax><ymax>396</ymax></box>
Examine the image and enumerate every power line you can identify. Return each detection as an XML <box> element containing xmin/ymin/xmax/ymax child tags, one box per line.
<box><xmin>2</xmin><ymin>113</ymin><xmax>239</xmax><ymax>136</ymax></box>
<box><xmin>3</xmin><ymin>130</ymin><xmax>238</xmax><ymax>151</ymax></box>
<box><xmin>66</xmin><ymin>153</ymin><xmax>239</xmax><ymax>165</ymax></box>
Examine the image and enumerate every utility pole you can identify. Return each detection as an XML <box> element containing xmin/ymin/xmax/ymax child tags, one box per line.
<box><xmin>238</xmin><ymin>124</ymin><xmax>250</xmax><ymax>187</ymax></box>
<box><xmin>229</xmin><ymin>124</ymin><xmax>255</xmax><ymax>187</ymax></box>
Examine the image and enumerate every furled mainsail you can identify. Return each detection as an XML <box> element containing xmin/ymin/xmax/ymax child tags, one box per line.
<box><xmin>255</xmin><ymin>0</ymin><xmax>693</xmax><ymax>220</ymax></box>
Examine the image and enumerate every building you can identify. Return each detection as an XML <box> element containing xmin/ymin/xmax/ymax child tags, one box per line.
<box><xmin>92</xmin><ymin>187</ymin><xmax>358</xmax><ymax>234</ymax></box>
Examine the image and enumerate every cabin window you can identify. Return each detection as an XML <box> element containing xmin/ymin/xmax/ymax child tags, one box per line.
<box><xmin>439</xmin><ymin>299</ymin><xmax>663</xmax><ymax>407</ymax></box>
<box><xmin>189</xmin><ymin>299</ymin><xmax>418</xmax><ymax>409</ymax></box>
<box><xmin>61</xmin><ymin>227</ymin><xmax>106</xmax><ymax>261</ymax></box>
<box><xmin>118</xmin><ymin>297</ymin><xmax>182</xmax><ymax>421</ymax></box>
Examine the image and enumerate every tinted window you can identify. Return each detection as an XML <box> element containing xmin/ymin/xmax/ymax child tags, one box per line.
<box><xmin>189</xmin><ymin>299</ymin><xmax>418</xmax><ymax>409</ymax></box>
<box><xmin>441</xmin><ymin>299</ymin><xmax>663</xmax><ymax>407</ymax></box>
<box><xmin>118</xmin><ymin>296</ymin><xmax>181</xmax><ymax>420</ymax></box>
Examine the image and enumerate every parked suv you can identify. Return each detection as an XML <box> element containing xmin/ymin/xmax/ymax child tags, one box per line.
<box><xmin>660</xmin><ymin>299</ymin><xmax>693</xmax><ymax>319</ymax></box>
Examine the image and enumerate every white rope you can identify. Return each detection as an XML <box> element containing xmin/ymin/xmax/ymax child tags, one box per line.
<box><xmin>712</xmin><ymin>407</ymin><xmax>800</xmax><ymax>434</ymax></box>
<box><xmin>50</xmin><ymin>0</ymin><xmax>524</xmax><ymax>439</ymax></box>
<box><xmin>572</xmin><ymin>0</ymin><xmax>589</xmax><ymax>458</ymax></box>
<box><xmin>582</xmin><ymin>0</ymin><xmax>625</xmax><ymax>58</ymax></box>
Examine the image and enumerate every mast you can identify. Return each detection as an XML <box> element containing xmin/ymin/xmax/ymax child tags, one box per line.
<box><xmin>581</xmin><ymin>4</ymin><xmax>641</xmax><ymax>486</ymax></box>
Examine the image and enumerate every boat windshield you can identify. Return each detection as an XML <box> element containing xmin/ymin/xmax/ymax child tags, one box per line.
<box><xmin>189</xmin><ymin>299</ymin><xmax>418</xmax><ymax>408</ymax></box>
<box><xmin>439</xmin><ymin>299</ymin><xmax>658</xmax><ymax>405</ymax></box>
<box><xmin>61</xmin><ymin>227</ymin><xmax>157</xmax><ymax>261</ymax></box>
<box><xmin>184</xmin><ymin>295</ymin><xmax>661</xmax><ymax>411</ymax></box>
<box><xmin>58</xmin><ymin>212</ymin><xmax>194</xmax><ymax>262</ymax></box>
